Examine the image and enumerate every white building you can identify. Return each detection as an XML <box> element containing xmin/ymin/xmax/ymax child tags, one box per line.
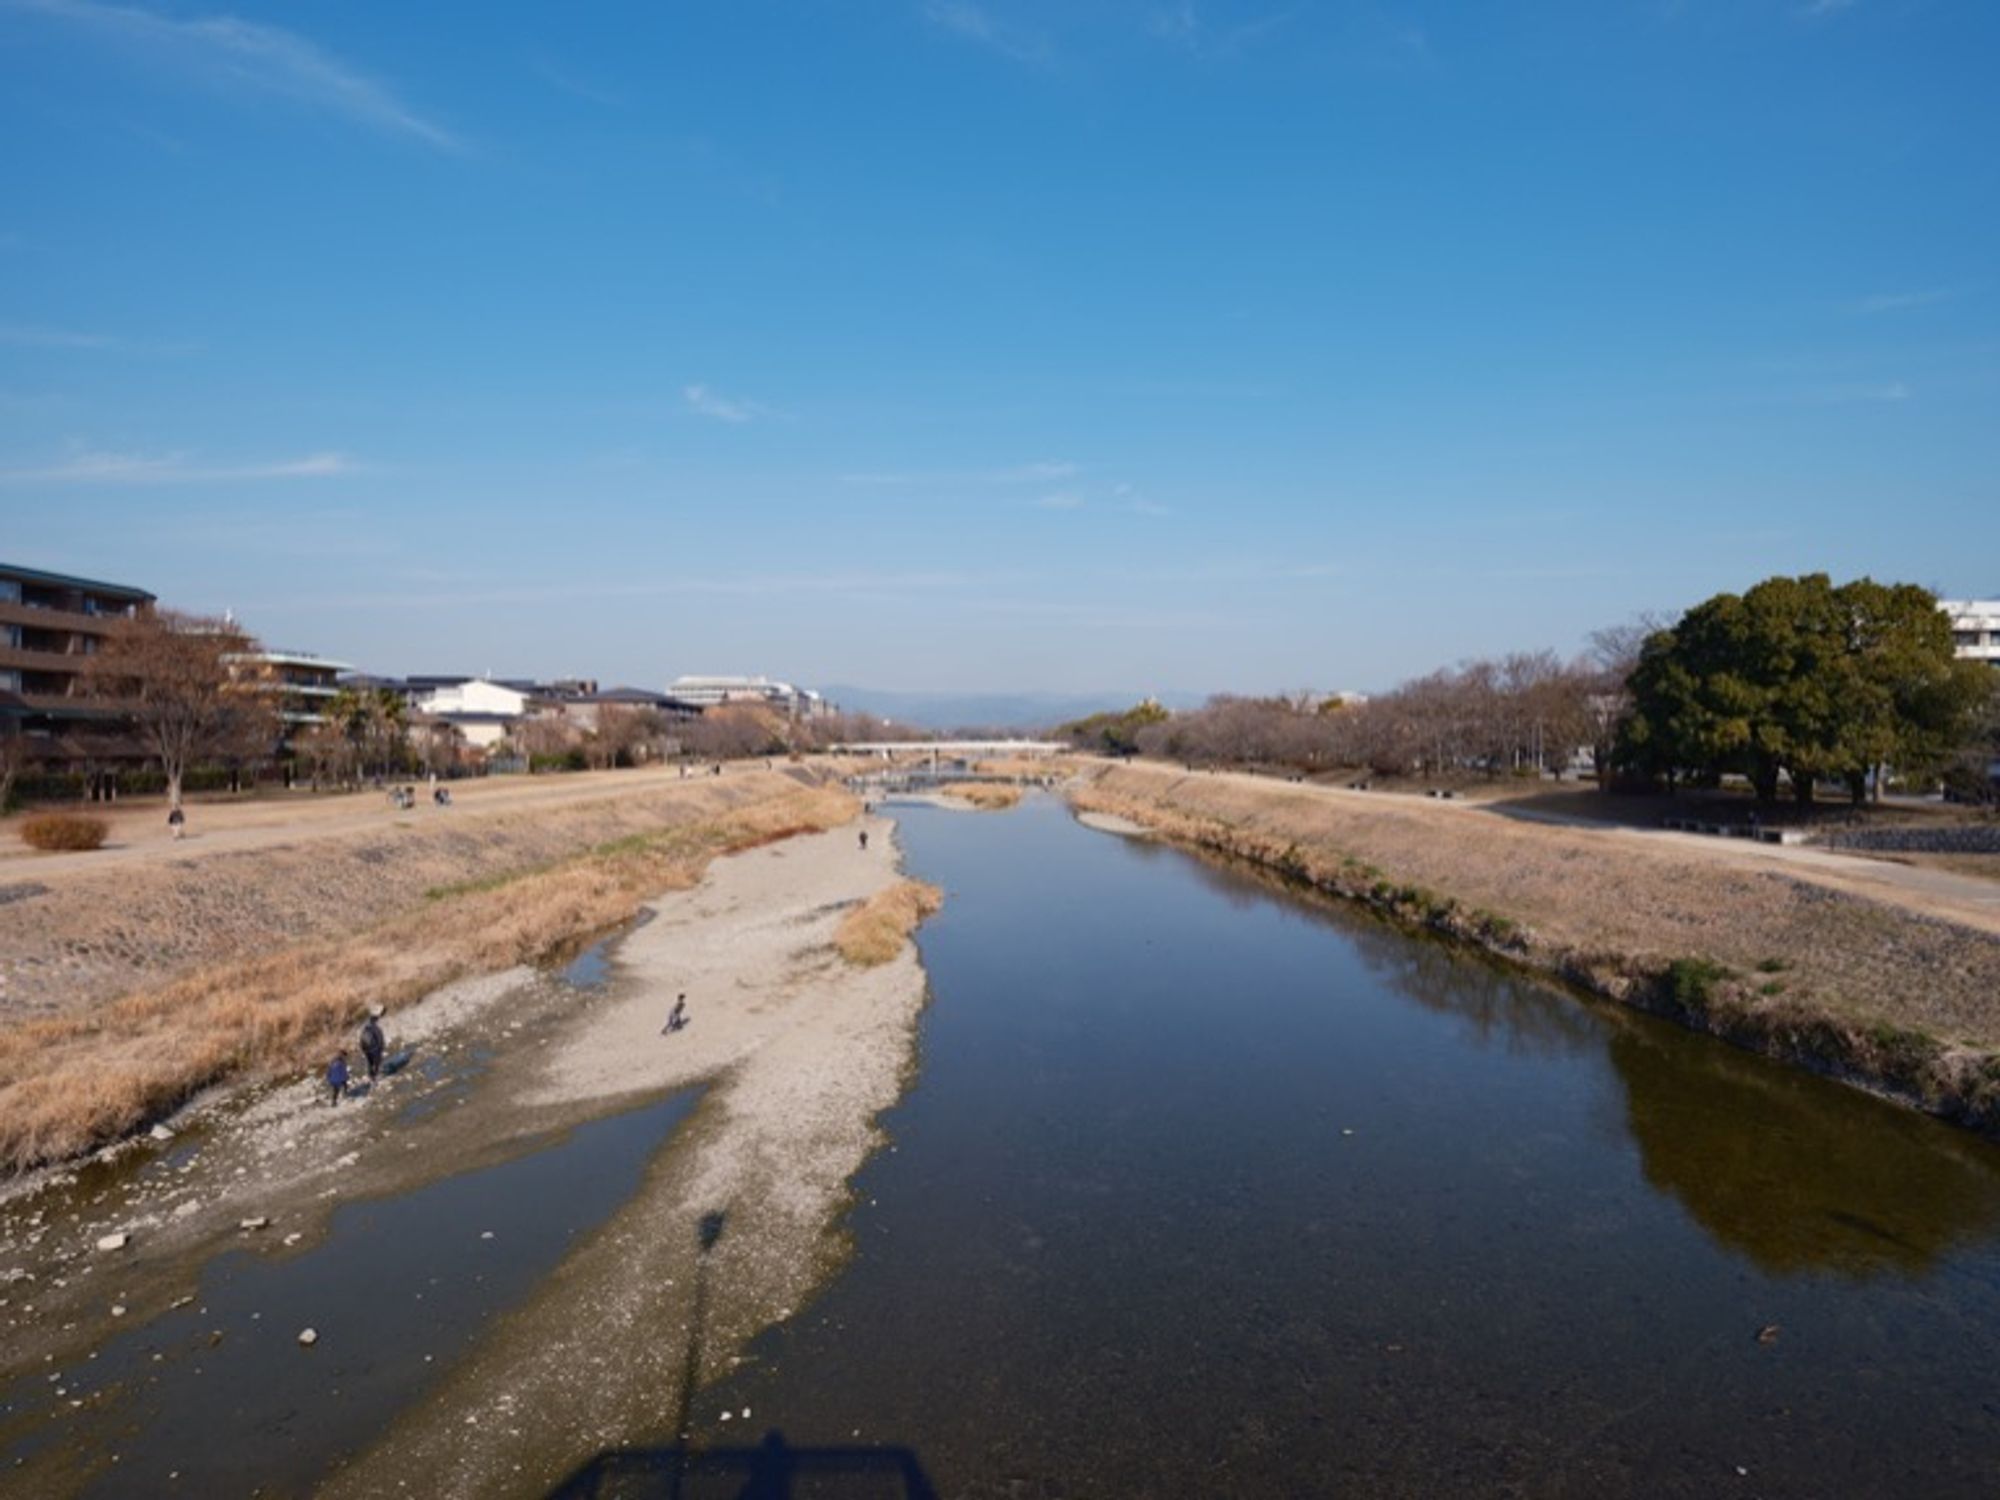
<box><xmin>411</xmin><ymin>678</ymin><xmax>536</xmax><ymax>749</ymax></box>
<box><xmin>666</xmin><ymin>674</ymin><xmax>833</xmax><ymax>719</ymax></box>
<box><xmin>1942</xmin><ymin>599</ymin><xmax>2000</xmax><ymax>670</ymax></box>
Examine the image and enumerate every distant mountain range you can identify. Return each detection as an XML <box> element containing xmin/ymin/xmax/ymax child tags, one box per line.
<box><xmin>818</xmin><ymin>685</ymin><xmax>1209</xmax><ymax>733</ymax></box>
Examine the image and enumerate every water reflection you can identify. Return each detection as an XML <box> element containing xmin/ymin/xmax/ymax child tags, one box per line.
<box><xmin>1146</xmin><ymin>832</ymin><xmax>2000</xmax><ymax>1280</ymax></box>
<box><xmin>1607</xmin><ymin>1018</ymin><xmax>2000</xmax><ymax>1278</ymax></box>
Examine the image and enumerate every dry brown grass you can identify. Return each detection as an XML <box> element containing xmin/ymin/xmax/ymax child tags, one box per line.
<box><xmin>19</xmin><ymin>813</ymin><xmax>108</xmax><ymax>852</ymax></box>
<box><xmin>835</xmin><ymin>879</ymin><xmax>943</xmax><ymax>967</ymax></box>
<box><xmin>973</xmin><ymin>757</ymin><xmax>1065</xmax><ymax>779</ymax></box>
<box><xmin>1072</xmin><ymin>763</ymin><xmax>2000</xmax><ymax>1136</ymax></box>
<box><xmin>0</xmin><ymin>785</ymin><xmax>856</xmax><ymax>1172</ymax></box>
<box><xmin>939</xmin><ymin>783</ymin><xmax>1023</xmax><ymax>811</ymax></box>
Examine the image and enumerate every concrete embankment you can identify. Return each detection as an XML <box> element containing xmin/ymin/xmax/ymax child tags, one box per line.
<box><xmin>1070</xmin><ymin>762</ymin><xmax>2000</xmax><ymax>1136</ymax></box>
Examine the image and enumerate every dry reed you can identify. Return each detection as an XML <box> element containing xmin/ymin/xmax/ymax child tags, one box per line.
<box><xmin>0</xmin><ymin>785</ymin><xmax>856</xmax><ymax>1172</ymax></box>
<box><xmin>835</xmin><ymin>879</ymin><xmax>944</xmax><ymax>967</ymax></box>
<box><xmin>939</xmin><ymin>783</ymin><xmax>1023</xmax><ymax>811</ymax></box>
<box><xmin>19</xmin><ymin>813</ymin><xmax>109</xmax><ymax>852</ymax></box>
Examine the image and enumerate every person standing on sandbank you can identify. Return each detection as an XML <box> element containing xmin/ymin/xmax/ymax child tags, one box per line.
<box><xmin>326</xmin><ymin>1050</ymin><xmax>350</xmax><ymax>1105</ymax></box>
<box><xmin>359</xmin><ymin>1009</ymin><xmax>386</xmax><ymax>1082</ymax></box>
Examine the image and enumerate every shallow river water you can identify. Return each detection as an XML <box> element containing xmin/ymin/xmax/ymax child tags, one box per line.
<box><xmin>679</xmin><ymin>795</ymin><xmax>2000</xmax><ymax>1498</ymax></box>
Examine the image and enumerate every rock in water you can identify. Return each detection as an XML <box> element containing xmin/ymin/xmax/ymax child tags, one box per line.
<box><xmin>95</xmin><ymin>1233</ymin><xmax>129</xmax><ymax>1253</ymax></box>
<box><xmin>297</xmin><ymin>1328</ymin><xmax>318</xmax><ymax>1347</ymax></box>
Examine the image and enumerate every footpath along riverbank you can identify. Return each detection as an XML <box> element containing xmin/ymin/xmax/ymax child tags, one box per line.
<box><xmin>0</xmin><ymin>810</ymin><xmax>939</xmax><ymax>1498</ymax></box>
<box><xmin>1069</xmin><ymin>761</ymin><xmax>2000</xmax><ymax>1137</ymax></box>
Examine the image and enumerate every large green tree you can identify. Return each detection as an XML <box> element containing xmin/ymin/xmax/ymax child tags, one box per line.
<box><xmin>1619</xmin><ymin>574</ymin><xmax>1984</xmax><ymax>804</ymax></box>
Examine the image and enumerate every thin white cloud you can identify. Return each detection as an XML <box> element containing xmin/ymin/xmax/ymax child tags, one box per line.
<box><xmin>921</xmin><ymin>0</ymin><xmax>1051</xmax><ymax>65</ymax></box>
<box><xmin>841</xmin><ymin>460</ymin><xmax>1080</xmax><ymax>486</ymax></box>
<box><xmin>0</xmin><ymin>323</ymin><xmax>119</xmax><ymax>349</ymax></box>
<box><xmin>1795</xmin><ymin>381</ymin><xmax>1911</xmax><ymax>405</ymax></box>
<box><xmin>1148</xmin><ymin>3</ymin><xmax>1299</xmax><ymax>58</ymax></box>
<box><xmin>6</xmin><ymin>0</ymin><xmax>461</xmax><ymax>151</ymax></box>
<box><xmin>1149</xmin><ymin>2</ymin><xmax>1200</xmax><ymax>48</ymax></box>
<box><xmin>1031</xmin><ymin>492</ymin><xmax>1086</xmax><ymax>511</ymax></box>
<box><xmin>681</xmin><ymin>384</ymin><xmax>765</xmax><ymax>424</ymax></box>
<box><xmin>1848</xmin><ymin>288</ymin><xmax>1953</xmax><ymax>314</ymax></box>
<box><xmin>0</xmin><ymin>449</ymin><xmax>355</xmax><ymax>484</ymax></box>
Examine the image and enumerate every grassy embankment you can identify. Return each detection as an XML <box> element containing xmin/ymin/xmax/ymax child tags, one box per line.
<box><xmin>1072</xmin><ymin>762</ymin><xmax>2000</xmax><ymax>1136</ymax></box>
<box><xmin>0</xmin><ymin>783</ymin><xmax>857</xmax><ymax>1172</ymax></box>
<box><xmin>836</xmin><ymin>879</ymin><xmax>944</xmax><ymax>966</ymax></box>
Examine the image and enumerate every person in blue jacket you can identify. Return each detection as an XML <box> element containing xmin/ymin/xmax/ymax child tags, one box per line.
<box><xmin>326</xmin><ymin>1050</ymin><xmax>350</xmax><ymax>1105</ymax></box>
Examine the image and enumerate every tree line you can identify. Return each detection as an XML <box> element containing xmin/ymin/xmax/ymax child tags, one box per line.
<box><xmin>1064</xmin><ymin>574</ymin><xmax>1997</xmax><ymax>806</ymax></box>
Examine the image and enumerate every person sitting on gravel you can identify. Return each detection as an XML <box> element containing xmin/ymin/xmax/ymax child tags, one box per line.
<box><xmin>326</xmin><ymin>1050</ymin><xmax>350</xmax><ymax>1106</ymax></box>
<box><xmin>359</xmin><ymin>1010</ymin><xmax>386</xmax><ymax>1081</ymax></box>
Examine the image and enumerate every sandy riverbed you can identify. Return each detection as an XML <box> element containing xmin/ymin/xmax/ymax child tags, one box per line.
<box><xmin>0</xmin><ymin>812</ymin><xmax>934</xmax><ymax>1498</ymax></box>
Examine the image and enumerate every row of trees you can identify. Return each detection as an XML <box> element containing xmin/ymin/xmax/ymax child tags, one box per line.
<box><xmin>1067</xmin><ymin>575</ymin><xmax>1996</xmax><ymax>806</ymax></box>
<box><xmin>1093</xmin><ymin>650</ymin><xmax>1622</xmax><ymax>783</ymax></box>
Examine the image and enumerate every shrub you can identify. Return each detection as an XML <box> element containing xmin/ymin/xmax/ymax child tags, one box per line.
<box><xmin>20</xmin><ymin>813</ymin><xmax>109</xmax><ymax>852</ymax></box>
<box><xmin>1665</xmin><ymin>957</ymin><xmax>1729</xmax><ymax>1014</ymax></box>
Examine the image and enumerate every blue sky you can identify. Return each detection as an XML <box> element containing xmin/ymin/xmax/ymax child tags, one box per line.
<box><xmin>2</xmin><ymin>0</ymin><xmax>1994</xmax><ymax>696</ymax></box>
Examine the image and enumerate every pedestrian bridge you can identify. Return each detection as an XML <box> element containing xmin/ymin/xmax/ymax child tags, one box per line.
<box><xmin>831</xmin><ymin>740</ymin><xmax>1064</xmax><ymax>757</ymax></box>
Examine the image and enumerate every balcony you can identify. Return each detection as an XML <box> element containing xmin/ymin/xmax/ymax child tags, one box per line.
<box><xmin>0</xmin><ymin>598</ymin><xmax>125</xmax><ymax>637</ymax></box>
<box><xmin>0</xmin><ymin>643</ymin><xmax>90</xmax><ymax>677</ymax></box>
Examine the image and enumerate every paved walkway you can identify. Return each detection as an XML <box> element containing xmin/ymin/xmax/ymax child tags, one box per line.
<box><xmin>0</xmin><ymin>763</ymin><xmax>781</xmax><ymax>882</ymax></box>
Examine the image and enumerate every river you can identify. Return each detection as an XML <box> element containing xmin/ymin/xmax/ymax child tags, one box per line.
<box><xmin>671</xmin><ymin>793</ymin><xmax>2000</xmax><ymax>1497</ymax></box>
<box><xmin>12</xmin><ymin>791</ymin><xmax>2000</xmax><ymax>1497</ymax></box>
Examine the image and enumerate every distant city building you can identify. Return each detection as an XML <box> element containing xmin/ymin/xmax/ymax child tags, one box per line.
<box><xmin>0</xmin><ymin>561</ymin><xmax>155</xmax><ymax>768</ymax></box>
<box><xmin>666</xmin><ymin>674</ymin><xmax>833</xmax><ymax>719</ymax></box>
<box><xmin>1942</xmin><ymin>599</ymin><xmax>2000</xmax><ymax>669</ymax></box>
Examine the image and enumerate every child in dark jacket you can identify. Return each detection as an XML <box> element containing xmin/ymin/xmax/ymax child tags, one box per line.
<box><xmin>327</xmin><ymin>1051</ymin><xmax>350</xmax><ymax>1105</ymax></box>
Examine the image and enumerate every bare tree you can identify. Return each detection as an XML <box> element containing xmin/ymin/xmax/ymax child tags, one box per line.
<box><xmin>84</xmin><ymin>608</ymin><xmax>276</xmax><ymax>813</ymax></box>
<box><xmin>294</xmin><ymin>719</ymin><xmax>357</xmax><ymax>790</ymax></box>
<box><xmin>409</xmin><ymin>716</ymin><xmax>468</xmax><ymax>777</ymax></box>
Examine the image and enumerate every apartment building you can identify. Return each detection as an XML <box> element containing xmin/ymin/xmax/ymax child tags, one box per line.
<box><xmin>666</xmin><ymin>674</ymin><xmax>833</xmax><ymax>719</ymax></box>
<box><xmin>229</xmin><ymin>650</ymin><xmax>355</xmax><ymax>731</ymax></box>
<box><xmin>0</xmin><ymin>561</ymin><xmax>155</xmax><ymax>763</ymax></box>
<box><xmin>1942</xmin><ymin>599</ymin><xmax>2000</xmax><ymax>669</ymax></box>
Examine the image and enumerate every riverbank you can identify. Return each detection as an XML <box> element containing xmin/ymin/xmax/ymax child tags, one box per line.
<box><xmin>1069</xmin><ymin>762</ymin><xmax>2000</xmax><ymax>1136</ymax></box>
<box><xmin>0</xmin><ymin>813</ymin><xmax>936</xmax><ymax>1497</ymax></box>
<box><xmin>0</xmin><ymin>768</ymin><xmax>858</xmax><ymax>1170</ymax></box>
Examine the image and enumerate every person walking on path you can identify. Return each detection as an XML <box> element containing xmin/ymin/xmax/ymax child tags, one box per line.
<box><xmin>359</xmin><ymin>1010</ymin><xmax>386</xmax><ymax>1081</ymax></box>
<box><xmin>326</xmin><ymin>1050</ymin><xmax>350</xmax><ymax>1106</ymax></box>
<box><xmin>662</xmin><ymin>994</ymin><xmax>688</xmax><ymax>1034</ymax></box>
<box><xmin>858</xmin><ymin>828</ymin><xmax>869</xmax><ymax>852</ymax></box>
<box><xmin>167</xmin><ymin>805</ymin><xmax>185</xmax><ymax>841</ymax></box>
